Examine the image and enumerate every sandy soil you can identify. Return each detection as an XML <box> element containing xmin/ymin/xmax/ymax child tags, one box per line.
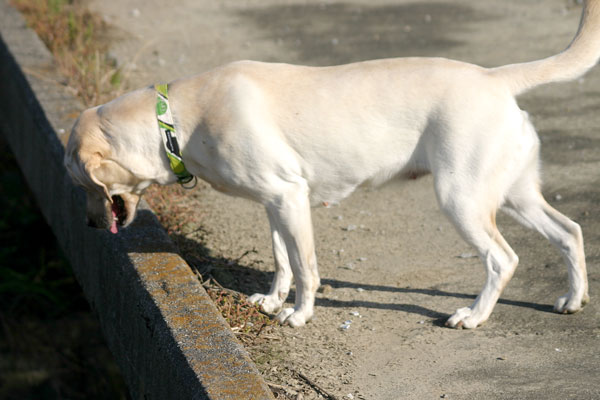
<box><xmin>87</xmin><ymin>0</ymin><xmax>600</xmax><ymax>398</ymax></box>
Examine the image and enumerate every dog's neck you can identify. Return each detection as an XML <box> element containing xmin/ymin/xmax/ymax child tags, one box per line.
<box><xmin>96</xmin><ymin>88</ymin><xmax>178</xmax><ymax>186</ymax></box>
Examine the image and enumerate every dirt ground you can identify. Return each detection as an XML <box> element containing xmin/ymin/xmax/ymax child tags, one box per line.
<box><xmin>86</xmin><ymin>0</ymin><xmax>600</xmax><ymax>398</ymax></box>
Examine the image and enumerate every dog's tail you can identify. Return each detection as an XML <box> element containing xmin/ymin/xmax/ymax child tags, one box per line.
<box><xmin>490</xmin><ymin>0</ymin><xmax>600</xmax><ymax>96</ymax></box>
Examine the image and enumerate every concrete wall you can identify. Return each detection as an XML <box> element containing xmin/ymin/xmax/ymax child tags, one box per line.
<box><xmin>0</xmin><ymin>1</ymin><xmax>273</xmax><ymax>398</ymax></box>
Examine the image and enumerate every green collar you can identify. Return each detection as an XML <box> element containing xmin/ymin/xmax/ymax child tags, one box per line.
<box><xmin>155</xmin><ymin>83</ymin><xmax>195</xmax><ymax>186</ymax></box>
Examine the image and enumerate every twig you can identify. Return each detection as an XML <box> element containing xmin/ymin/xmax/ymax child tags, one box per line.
<box><xmin>203</xmin><ymin>278</ymin><xmax>243</xmax><ymax>297</ymax></box>
<box><xmin>266</xmin><ymin>381</ymin><xmax>297</xmax><ymax>393</ymax></box>
<box><xmin>201</xmin><ymin>277</ymin><xmax>213</xmax><ymax>288</ymax></box>
<box><xmin>266</xmin><ymin>381</ymin><xmax>298</xmax><ymax>398</ymax></box>
<box><xmin>255</xmin><ymin>320</ymin><xmax>267</xmax><ymax>337</ymax></box>
<box><xmin>266</xmin><ymin>381</ymin><xmax>288</xmax><ymax>391</ymax></box>
<box><xmin>258</xmin><ymin>334</ymin><xmax>281</xmax><ymax>341</ymax></box>
<box><xmin>208</xmin><ymin>276</ymin><xmax>225</xmax><ymax>290</ymax></box>
<box><xmin>267</xmin><ymin>381</ymin><xmax>298</xmax><ymax>399</ymax></box>
<box><xmin>184</xmin><ymin>226</ymin><xmax>207</xmax><ymax>239</ymax></box>
<box><xmin>192</xmin><ymin>262</ymin><xmax>214</xmax><ymax>279</ymax></box>
<box><xmin>293</xmin><ymin>369</ymin><xmax>339</xmax><ymax>400</ymax></box>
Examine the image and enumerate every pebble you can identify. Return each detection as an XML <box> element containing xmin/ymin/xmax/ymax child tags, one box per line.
<box><xmin>458</xmin><ymin>252</ymin><xmax>478</xmax><ymax>259</ymax></box>
<box><xmin>340</xmin><ymin>320</ymin><xmax>352</xmax><ymax>330</ymax></box>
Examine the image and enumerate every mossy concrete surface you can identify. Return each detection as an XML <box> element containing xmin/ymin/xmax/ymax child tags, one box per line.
<box><xmin>0</xmin><ymin>0</ymin><xmax>274</xmax><ymax>398</ymax></box>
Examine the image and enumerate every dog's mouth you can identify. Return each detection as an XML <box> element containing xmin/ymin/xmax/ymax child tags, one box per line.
<box><xmin>110</xmin><ymin>195</ymin><xmax>127</xmax><ymax>234</ymax></box>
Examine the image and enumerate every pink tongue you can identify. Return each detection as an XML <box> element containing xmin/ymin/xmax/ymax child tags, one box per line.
<box><xmin>110</xmin><ymin>209</ymin><xmax>118</xmax><ymax>234</ymax></box>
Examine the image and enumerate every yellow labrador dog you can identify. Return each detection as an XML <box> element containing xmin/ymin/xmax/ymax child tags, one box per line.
<box><xmin>65</xmin><ymin>1</ymin><xmax>598</xmax><ymax>328</ymax></box>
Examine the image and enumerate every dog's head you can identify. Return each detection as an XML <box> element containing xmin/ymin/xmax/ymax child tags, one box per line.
<box><xmin>64</xmin><ymin>107</ymin><xmax>149</xmax><ymax>234</ymax></box>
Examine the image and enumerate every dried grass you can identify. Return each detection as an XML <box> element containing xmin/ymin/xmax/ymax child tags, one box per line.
<box><xmin>11</xmin><ymin>0</ymin><xmax>124</xmax><ymax>106</ymax></box>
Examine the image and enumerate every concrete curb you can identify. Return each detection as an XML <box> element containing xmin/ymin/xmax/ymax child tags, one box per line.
<box><xmin>0</xmin><ymin>1</ymin><xmax>274</xmax><ymax>399</ymax></box>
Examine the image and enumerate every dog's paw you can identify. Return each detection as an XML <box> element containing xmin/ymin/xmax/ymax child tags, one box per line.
<box><xmin>554</xmin><ymin>292</ymin><xmax>589</xmax><ymax>314</ymax></box>
<box><xmin>276</xmin><ymin>308</ymin><xmax>311</xmax><ymax>328</ymax></box>
<box><xmin>445</xmin><ymin>307</ymin><xmax>479</xmax><ymax>329</ymax></box>
<box><xmin>248</xmin><ymin>293</ymin><xmax>283</xmax><ymax>314</ymax></box>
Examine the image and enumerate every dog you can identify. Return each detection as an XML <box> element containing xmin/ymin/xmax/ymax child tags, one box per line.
<box><xmin>65</xmin><ymin>1</ymin><xmax>598</xmax><ymax>328</ymax></box>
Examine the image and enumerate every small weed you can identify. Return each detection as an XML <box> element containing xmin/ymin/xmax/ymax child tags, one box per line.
<box><xmin>205</xmin><ymin>287</ymin><xmax>278</xmax><ymax>345</ymax></box>
<box><xmin>11</xmin><ymin>0</ymin><xmax>125</xmax><ymax>106</ymax></box>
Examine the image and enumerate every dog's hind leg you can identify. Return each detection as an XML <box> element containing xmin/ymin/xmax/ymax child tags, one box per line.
<box><xmin>435</xmin><ymin>176</ymin><xmax>519</xmax><ymax>328</ymax></box>
<box><xmin>248</xmin><ymin>210</ymin><xmax>293</xmax><ymax>314</ymax></box>
<box><xmin>502</xmin><ymin>178</ymin><xmax>589</xmax><ymax>314</ymax></box>
<box><xmin>261</xmin><ymin>180</ymin><xmax>320</xmax><ymax>327</ymax></box>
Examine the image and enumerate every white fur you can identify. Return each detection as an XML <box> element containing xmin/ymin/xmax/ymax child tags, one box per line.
<box><xmin>65</xmin><ymin>1</ymin><xmax>600</xmax><ymax>328</ymax></box>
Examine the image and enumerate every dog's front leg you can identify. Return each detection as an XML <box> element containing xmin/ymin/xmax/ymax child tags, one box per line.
<box><xmin>248</xmin><ymin>210</ymin><xmax>293</xmax><ymax>314</ymax></box>
<box><xmin>255</xmin><ymin>182</ymin><xmax>320</xmax><ymax>327</ymax></box>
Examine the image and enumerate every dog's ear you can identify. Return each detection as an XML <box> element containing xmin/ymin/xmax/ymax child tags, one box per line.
<box><xmin>84</xmin><ymin>152</ymin><xmax>113</xmax><ymax>203</ymax></box>
<box><xmin>93</xmin><ymin>159</ymin><xmax>139</xmax><ymax>191</ymax></box>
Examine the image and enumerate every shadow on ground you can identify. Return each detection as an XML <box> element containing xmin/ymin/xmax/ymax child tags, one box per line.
<box><xmin>165</xmin><ymin>229</ymin><xmax>555</xmax><ymax>326</ymax></box>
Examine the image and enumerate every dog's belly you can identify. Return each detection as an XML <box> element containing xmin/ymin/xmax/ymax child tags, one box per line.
<box><xmin>288</xmin><ymin>126</ymin><xmax>428</xmax><ymax>206</ymax></box>
<box><xmin>305</xmin><ymin>162</ymin><xmax>430</xmax><ymax>207</ymax></box>
<box><xmin>186</xmin><ymin>136</ymin><xmax>426</xmax><ymax>208</ymax></box>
